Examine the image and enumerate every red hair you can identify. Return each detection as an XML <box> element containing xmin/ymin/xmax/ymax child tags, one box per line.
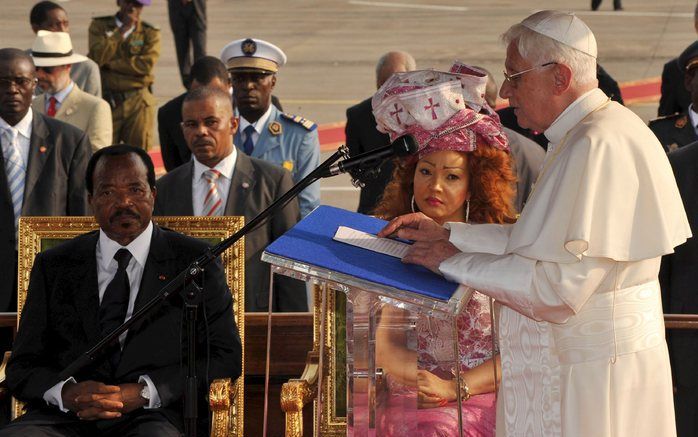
<box><xmin>373</xmin><ymin>138</ymin><xmax>517</xmax><ymax>225</ymax></box>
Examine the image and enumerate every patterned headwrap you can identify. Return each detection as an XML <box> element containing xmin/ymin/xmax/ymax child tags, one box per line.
<box><xmin>372</xmin><ymin>63</ymin><xmax>509</xmax><ymax>159</ymax></box>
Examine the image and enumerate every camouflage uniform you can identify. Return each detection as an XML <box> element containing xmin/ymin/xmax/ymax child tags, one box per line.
<box><xmin>88</xmin><ymin>16</ymin><xmax>160</xmax><ymax>150</ymax></box>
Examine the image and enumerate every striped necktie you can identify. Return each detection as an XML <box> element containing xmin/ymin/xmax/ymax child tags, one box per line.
<box><xmin>2</xmin><ymin>128</ymin><xmax>25</xmax><ymax>231</ymax></box>
<box><xmin>203</xmin><ymin>169</ymin><xmax>223</xmax><ymax>216</ymax></box>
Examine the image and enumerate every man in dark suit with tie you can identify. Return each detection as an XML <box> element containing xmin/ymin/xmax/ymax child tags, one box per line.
<box><xmin>345</xmin><ymin>51</ymin><xmax>416</xmax><ymax>214</ymax></box>
<box><xmin>154</xmin><ymin>86</ymin><xmax>306</xmax><ymax>311</ymax></box>
<box><xmin>158</xmin><ymin>56</ymin><xmax>284</xmax><ymax>172</ymax></box>
<box><xmin>158</xmin><ymin>56</ymin><xmax>229</xmax><ymax>172</ymax></box>
<box><xmin>1</xmin><ymin>144</ymin><xmax>242</xmax><ymax>436</ymax></box>
<box><xmin>660</xmin><ymin>141</ymin><xmax>698</xmax><ymax>436</ymax></box>
<box><xmin>0</xmin><ymin>48</ymin><xmax>91</xmax><ymax>314</ymax></box>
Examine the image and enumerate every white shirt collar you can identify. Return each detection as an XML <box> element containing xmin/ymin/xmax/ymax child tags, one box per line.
<box><xmin>49</xmin><ymin>81</ymin><xmax>74</xmax><ymax>104</ymax></box>
<box><xmin>114</xmin><ymin>15</ymin><xmax>135</xmax><ymax>40</ymax></box>
<box><xmin>544</xmin><ymin>88</ymin><xmax>608</xmax><ymax>145</ymax></box>
<box><xmin>0</xmin><ymin>108</ymin><xmax>33</xmax><ymax>140</ymax></box>
<box><xmin>192</xmin><ymin>146</ymin><xmax>237</xmax><ymax>181</ymax></box>
<box><xmin>239</xmin><ymin>104</ymin><xmax>273</xmax><ymax>134</ymax></box>
<box><xmin>97</xmin><ymin>221</ymin><xmax>154</xmax><ymax>270</ymax></box>
<box><xmin>688</xmin><ymin>104</ymin><xmax>698</xmax><ymax>130</ymax></box>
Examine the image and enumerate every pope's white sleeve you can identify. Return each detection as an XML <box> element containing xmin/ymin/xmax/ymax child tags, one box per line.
<box><xmin>446</xmin><ymin>222</ymin><xmax>512</xmax><ymax>255</ymax></box>
<box><xmin>439</xmin><ymin>252</ymin><xmax>615</xmax><ymax>324</ymax></box>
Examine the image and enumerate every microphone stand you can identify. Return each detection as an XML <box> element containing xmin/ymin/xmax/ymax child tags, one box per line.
<box><xmin>58</xmin><ymin>145</ymin><xmax>350</xmax><ymax>437</ymax></box>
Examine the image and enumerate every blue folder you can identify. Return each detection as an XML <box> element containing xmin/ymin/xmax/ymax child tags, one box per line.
<box><xmin>263</xmin><ymin>205</ymin><xmax>460</xmax><ymax>302</ymax></box>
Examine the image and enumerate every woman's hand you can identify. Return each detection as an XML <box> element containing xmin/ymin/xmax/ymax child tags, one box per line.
<box><xmin>416</xmin><ymin>370</ymin><xmax>457</xmax><ymax>408</ymax></box>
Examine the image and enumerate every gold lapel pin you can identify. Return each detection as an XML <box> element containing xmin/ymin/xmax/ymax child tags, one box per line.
<box><xmin>242</xmin><ymin>182</ymin><xmax>250</xmax><ymax>189</ymax></box>
<box><xmin>158</xmin><ymin>274</ymin><xmax>166</xmax><ymax>281</ymax></box>
<box><xmin>39</xmin><ymin>146</ymin><xmax>47</xmax><ymax>153</ymax></box>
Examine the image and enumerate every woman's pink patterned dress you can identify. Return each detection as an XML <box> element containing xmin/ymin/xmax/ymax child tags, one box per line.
<box><xmin>378</xmin><ymin>291</ymin><xmax>497</xmax><ymax>437</ymax></box>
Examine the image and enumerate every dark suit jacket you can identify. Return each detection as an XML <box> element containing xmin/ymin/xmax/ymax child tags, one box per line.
<box><xmin>158</xmin><ymin>93</ymin><xmax>188</xmax><ymax>172</ymax></box>
<box><xmin>6</xmin><ymin>225</ymin><xmax>241</xmax><ymax>430</ymax></box>
<box><xmin>345</xmin><ymin>97</ymin><xmax>393</xmax><ymax>214</ymax></box>
<box><xmin>0</xmin><ymin>112</ymin><xmax>91</xmax><ymax>312</ymax></box>
<box><xmin>153</xmin><ymin>153</ymin><xmax>306</xmax><ymax>312</ymax></box>
<box><xmin>659</xmin><ymin>56</ymin><xmax>691</xmax><ymax>117</ymax></box>
<box><xmin>660</xmin><ymin>143</ymin><xmax>698</xmax><ymax>389</ymax></box>
<box><xmin>158</xmin><ymin>94</ymin><xmax>285</xmax><ymax>172</ymax></box>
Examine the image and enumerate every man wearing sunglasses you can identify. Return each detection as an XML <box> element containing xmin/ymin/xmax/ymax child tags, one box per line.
<box><xmin>29</xmin><ymin>1</ymin><xmax>102</xmax><ymax>98</ymax></box>
<box><xmin>31</xmin><ymin>31</ymin><xmax>112</xmax><ymax>150</ymax></box>
<box><xmin>0</xmin><ymin>47</ymin><xmax>91</xmax><ymax>318</ymax></box>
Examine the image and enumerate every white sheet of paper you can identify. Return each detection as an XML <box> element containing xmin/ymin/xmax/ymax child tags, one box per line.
<box><xmin>333</xmin><ymin>226</ymin><xmax>411</xmax><ymax>259</ymax></box>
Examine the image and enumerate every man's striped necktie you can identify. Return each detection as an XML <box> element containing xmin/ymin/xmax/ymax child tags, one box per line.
<box><xmin>2</xmin><ymin>128</ymin><xmax>25</xmax><ymax>231</ymax></box>
<box><xmin>203</xmin><ymin>169</ymin><xmax>223</xmax><ymax>216</ymax></box>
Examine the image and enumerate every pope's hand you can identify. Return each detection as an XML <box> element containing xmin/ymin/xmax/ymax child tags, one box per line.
<box><xmin>378</xmin><ymin>213</ymin><xmax>458</xmax><ymax>274</ymax></box>
<box><xmin>377</xmin><ymin>212</ymin><xmax>449</xmax><ymax>241</ymax></box>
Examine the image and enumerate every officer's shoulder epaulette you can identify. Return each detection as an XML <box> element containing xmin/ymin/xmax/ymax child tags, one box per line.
<box><xmin>649</xmin><ymin>113</ymin><xmax>682</xmax><ymax>125</ymax></box>
<box><xmin>280</xmin><ymin>113</ymin><xmax>317</xmax><ymax>131</ymax></box>
<box><xmin>140</xmin><ymin>20</ymin><xmax>160</xmax><ymax>30</ymax></box>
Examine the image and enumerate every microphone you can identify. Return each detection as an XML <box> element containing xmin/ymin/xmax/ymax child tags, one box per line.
<box><xmin>324</xmin><ymin>135</ymin><xmax>419</xmax><ymax>177</ymax></box>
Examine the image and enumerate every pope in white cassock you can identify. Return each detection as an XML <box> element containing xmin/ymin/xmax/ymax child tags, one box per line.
<box><xmin>379</xmin><ymin>10</ymin><xmax>691</xmax><ymax>437</ymax></box>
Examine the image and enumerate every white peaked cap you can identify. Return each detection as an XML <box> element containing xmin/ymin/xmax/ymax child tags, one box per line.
<box><xmin>521</xmin><ymin>10</ymin><xmax>597</xmax><ymax>58</ymax></box>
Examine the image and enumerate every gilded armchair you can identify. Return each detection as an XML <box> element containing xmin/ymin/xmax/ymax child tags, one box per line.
<box><xmin>4</xmin><ymin>216</ymin><xmax>246</xmax><ymax>437</ymax></box>
<box><xmin>281</xmin><ymin>283</ymin><xmax>347</xmax><ymax>436</ymax></box>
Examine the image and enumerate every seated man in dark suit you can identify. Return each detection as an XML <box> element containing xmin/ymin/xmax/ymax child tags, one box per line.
<box><xmin>154</xmin><ymin>87</ymin><xmax>306</xmax><ymax>311</ymax></box>
<box><xmin>158</xmin><ymin>56</ymin><xmax>283</xmax><ymax>172</ymax></box>
<box><xmin>1</xmin><ymin>145</ymin><xmax>242</xmax><ymax>436</ymax></box>
<box><xmin>345</xmin><ymin>51</ymin><xmax>416</xmax><ymax>214</ymax></box>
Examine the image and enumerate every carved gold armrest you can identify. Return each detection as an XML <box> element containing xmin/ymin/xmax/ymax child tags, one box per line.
<box><xmin>0</xmin><ymin>351</ymin><xmax>10</xmax><ymax>386</ymax></box>
<box><xmin>281</xmin><ymin>351</ymin><xmax>319</xmax><ymax>437</ymax></box>
<box><xmin>209</xmin><ymin>377</ymin><xmax>236</xmax><ymax>437</ymax></box>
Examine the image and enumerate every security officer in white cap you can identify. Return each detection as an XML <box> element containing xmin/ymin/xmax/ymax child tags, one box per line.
<box><xmin>220</xmin><ymin>37</ymin><xmax>320</xmax><ymax>218</ymax></box>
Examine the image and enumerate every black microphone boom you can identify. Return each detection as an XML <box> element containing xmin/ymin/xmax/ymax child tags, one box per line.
<box><xmin>322</xmin><ymin>134</ymin><xmax>419</xmax><ymax>178</ymax></box>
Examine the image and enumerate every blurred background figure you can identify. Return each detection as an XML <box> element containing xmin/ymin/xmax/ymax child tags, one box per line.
<box><xmin>167</xmin><ymin>0</ymin><xmax>206</xmax><ymax>88</ymax></box>
<box><xmin>345</xmin><ymin>51</ymin><xmax>416</xmax><ymax>215</ymax></box>
<box><xmin>31</xmin><ymin>31</ymin><xmax>112</xmax><ymax>150</ymax></box>
<box><xmin>658</xmin><ymin>5</ymin><xmax>698</xmax><ymax>117</ymax></box>
<box><xmin>29</xmin><ymin>1</ymin><xmax>102</xmax><ymax>97</ymax></box>
<box><xmin>88</xmin><ymin>0</ymin><xmax>160</xmax><ymax>150</ymax></box>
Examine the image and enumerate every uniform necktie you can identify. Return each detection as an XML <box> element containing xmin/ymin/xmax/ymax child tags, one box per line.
<box><xmin>47</xmin><ymin>96</ymin><xmax>58</xmax><ymax>117</ymax></box>
<box><xmin>242</xmin><ymin>125</ymin><xmax>255</xmax><ymax>155</ymax></box>
<box><xmin>2</xmin><ymin>128</ymin><xmax>24</xmax><ymax>232</ymax></box>
<box><xmin>99</xmin><ymin>248</ymin><xmax>132</xmax><ymax>369</ymax></box>
<box><xmin>203</xmin><ymin>169</ymin><xmax>223</xmax><ymax>216</ymax></box>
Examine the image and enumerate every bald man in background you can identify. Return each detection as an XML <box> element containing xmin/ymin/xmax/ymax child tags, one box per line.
<box><xmin>345</xmin><ymin>51</ymin><xmax>416</xmax><ymax>214</ymax></box>
<box><xmin>478</xmin><ymin>66</ymin><xmax>544</xmax><ymax>212</ymax></box>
